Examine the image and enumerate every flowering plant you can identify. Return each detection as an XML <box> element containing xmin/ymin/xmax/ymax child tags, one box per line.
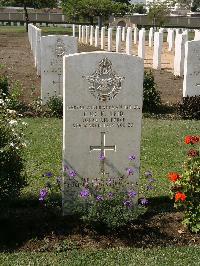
<box><xmin>40</xmin><ymin>154</ymin><xmax>155</xmax><ymax>229</ymax></box>
<box><xmin>168</xmin><ymin>135</ymin><xmax>200</xmax><ymax>233</ymax></box>
<box><xmin>0</xmin><ymin>97</ymin><xmax>27</xmax><ymax>200</ymax></box>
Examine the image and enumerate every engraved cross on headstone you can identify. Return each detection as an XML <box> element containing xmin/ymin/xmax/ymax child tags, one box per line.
<box><xmin>90</xmin><ymin>132</ymin><xmax>116</xmax><ymax>175</ymax></box>
<box><xmin>53</xmin><ymin>73</ymin><xmax>62</xmax><ymax>95</ymax></box>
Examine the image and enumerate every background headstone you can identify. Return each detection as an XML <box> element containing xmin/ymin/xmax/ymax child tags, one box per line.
<box><xmin>41</xmin><ymin>35</ymin><xmax>78</xmax><ymax>103</ymax></box>
<box><xmin>183</xmin><ymin>40</ymin><xmax>200</xmax><ymax>97</ymax></box>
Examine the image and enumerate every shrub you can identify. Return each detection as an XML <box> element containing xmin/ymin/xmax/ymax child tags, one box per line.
<box><xmin>0</xmin><ymin>98</ymin><xmax>27</xmax><ymax>201</ymax></box>
<box><xmin>168</xmin><ymin>135</ymin><xmax>200</xmax><ymax>233</ymax></box>
<box><xmin>178</xmin><ymin>96</ymin><xmax>200</xmax><ymax>120</ymax></box>
<box><xmin>46</xmin><ymin>96</ymin><xmax>63</xmax><ymax>118</ymax></box>
<box><xmin>143</xmin><ymin>71</ymin><xmax>162</xmax><ymax>113</ymax></box>
<box><xmin>0</xmin><ymin>76</ymin><xmax>9</xmax><ymax>99</ymax></box>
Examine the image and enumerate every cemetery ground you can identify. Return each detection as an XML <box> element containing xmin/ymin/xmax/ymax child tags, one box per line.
<box><xmin>0</xmin><ymin>26</ymin><xmax>200</xmax><ymax>265</ymax></box>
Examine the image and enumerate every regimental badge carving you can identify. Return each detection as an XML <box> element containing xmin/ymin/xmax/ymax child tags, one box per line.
<box><xmin>83</xmin><ymin>57</ymin><xmax>125</xmax><ymax>101</ymax></box>
<box><xmin>55</xmin><ymin>38</ymin><xmax>66</xmax><ymax>57</ymax></box>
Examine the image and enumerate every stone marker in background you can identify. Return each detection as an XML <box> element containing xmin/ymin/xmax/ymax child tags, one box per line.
<box><xmin>138</xmin><ymin>29</ymin><xmax>145</xmax><ymax>58</ymax></box>
<box><xmin>149</xmin><ymin>27</ymin><xmax>154</xmax><ymax>47</ymax></box>
<box><xmin>107</xmin><ymin>28</ymin><xmax>113</xmax><ymax>52</ymax></box>
<box><xmin>36</xmin><ymin>28</ymin><xmax>42</xmax><ymax>76</ymax></box>
<box><xmin>153</xmin><ymin>32</ymin><xmax>163</xmax><ymax>70</ymax></box>
<box><xmin>134</xmin><ymin>27</ymin><xmax>138</xmax><ymax>44</ymax></box>
<box><xmin>168</xmin><ymin>29</ymin><xmax>174</xmax><ymax>51</ymax></box>
<box><xmin>86</xmin><ymin>26</ymin><xmax>90</xmax><ymax>44</ymax></box>
<box><xmin>174</xmin><ymin>33</ymin><xmax>187</xmax><ymax>76</ymax></box>
<box><xmin>82</xmin><ymin>25</ymin><xmax>86</xmax><ymax>43</ymax></box>
<box><xmin>90</xmin><ymin>25</ymin><xmax>94</xmax><ymax>46</ymax></box>
<box><xmin>78</xmin><ymin>25</ymin><xmax>81</xmax><ymax>41</ymax></box>
<box><xmin>95</xmin><ymin>26</ymin><xmax>99</xmax><ymax>47</ymax></box>
<box><xmin>41</xmin><ymin>35</ymin><xmax>78</xmax><ymax>103</ymax></box>
<box><xmin>194</xmin><ymin>30</ymin><xmax>200</xmax><ymax>41</ymax></box>
<box><xmin>126</xmin><ymin>27</ymin><xmax>132</xmax><ymax>55</ymax></box>
<box><xmin>122</xmin><ymin>27</ymin><xmax>126</xmax><ymax>42</ymax></box>
<box><xmin>116</xmin><ymin>27</ymin><xmax>122</xmax><ymax>52</ymax></box>
<box><xmin>72</xmin><ymin>24</ymin><xmax>76</xmax><ymax>37</ymax></box>
<box><xmin>63</xmin><ymin>52</ymin><xmax>144</xmax><ymax>214</ymax></box>
<box><xmin>101</xmin><ymin>27</ymin><xmax>105</xmax><ymax>49</ymax></box>
<box><xmin>183</xmin><ymin>40</ymin><xmax>200</xmax><ymax>97</ymax></box>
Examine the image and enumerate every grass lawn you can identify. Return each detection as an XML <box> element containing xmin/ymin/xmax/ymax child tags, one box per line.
<box><xmin>0</xmin><ymin>246</ymin><xmax>200</xmax><ymax>265</ymax></box>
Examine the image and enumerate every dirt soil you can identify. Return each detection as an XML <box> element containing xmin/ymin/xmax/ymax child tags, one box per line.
<box><xmin>0</xmin><ymin>31</ymin><xmax>183</xmax><ymax>105</ymax></box>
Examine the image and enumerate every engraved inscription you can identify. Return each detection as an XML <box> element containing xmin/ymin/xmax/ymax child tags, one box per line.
<box><xmin>83</xmin><ymin>58</ymin><xmax>125</xmax><ymax>102</ymax></box>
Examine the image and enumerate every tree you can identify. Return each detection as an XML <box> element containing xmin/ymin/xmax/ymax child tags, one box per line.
<box><xmin>0</xmin><ymin>0</ymin><xmax>57</xmax><ymax>31</ymax></box>
<box><xmin>148</xmin><ymin>1</ymin><xmax>170</xmax><ymax>27</ymax></box>
<box><xmin>61</xmin><ymin>0</ymin><xmax>129</xmax><ymax>27</ymax></box>
<box><xmin>174</xmin><ymin>0</ymin><xmax>200</xmax><ymax>11</ymax></box>
<box><xmin>129</xmin><ymin>3</ymin><xmax>147</xmax><ymax>14</ymax></box>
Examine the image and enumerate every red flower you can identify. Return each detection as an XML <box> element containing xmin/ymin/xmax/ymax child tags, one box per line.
<box><xmin>175</xmin><ymin>192</ymin><xmax>187</xmax><ymax>202</ymax></box>
<box><xmin>187</xmin><ymin>149</ymin><xmax>199</xmax><ymax>157</ymax></box>
<box><xmin>185</xmin><ymin>135</ymin><xmax>191</xmax><ymax>144</ymax></box>
<box><xmin>185</xmin><ymin>135</ymin><xmax>199</xmax><ymax>145</ymax></box>
<box><xmin>168</xmin><ymin>172</ymin><xmax>181</xmax><ymax>182</ymax></box>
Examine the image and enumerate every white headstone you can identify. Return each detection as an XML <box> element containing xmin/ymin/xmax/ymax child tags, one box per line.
<box><xmin>101</xmin><ymin>27</ymin><xmax>106</xmax><ymax>50</ymax></box>
<box><xmin>82</xmin><ymin>25</ymin><xmax>86</xmax><ymax>43</ymax></box>
<box><xmin>90</xmin><ymin>26</ymin><xmax>94</xmax><ymax>46</ymax></box>
<box><xmin>194</xmin><ymin>30</ymin><xmax>200</xmax><ymax>41</ymax></box>
<box><xmin>78</xmin><ymin>25</ymin><xmax>81</xmax><ymax>41</ymax></box>
<box><xmin>183</xmin><ymin>40</ymin><xmax>200</xmax><ymax>97</ymax></box>
<box><xmin>116</xmin><ymin>27</ymin><xmax>122</xmax><ymax>52</ymax></box>
<box><xmin>134</xmin><ymin>27</ymin><xmax>138</xmax><ymax>45</ymax></box>
<box><xmin>41</xmin><ymin>35</ymin><xmax>78</xmax><ymax>103</ymax></box>
<box><xmin>36</xmin><ymin>28</ymin><xmax>42</xmax><ymax>76</ymax></box>
<box><xmin>149</xmin><ymin>27</ymin><xmax>154</xmax><ymax>47</ymax></box>
<box><xmin>122</xmin><ymin>27</ymin><xmax>126</xmax><ymax>42</ymax></box>
<box><xmin>62</xmin><ymin>52</ymin><xmax>144</xmax><ymax>214</ymax></box>
<box><xmin>126</xmin><ymin>27</ymin><xmax>132</xmax><ymax>55</ymax></box>
<box><xmin>72</xmin><ymin>24</ymin><xmax>76</xmax><ymax>37</ymax></box>
<box><xmin>107</xmin><ymin>28</ymin><xmax>113</xmax><ymax>52</ymax></box>
<box><xmin>153</xmin><ymin>32</ymin><xmax>163</xmax><ymax>70</ymax></box>
<box><xmin>168</xmin><ymin>29</ymin><xmax>175</xmax><ymax>51</ymax></box>
<box><xmin>138</xmin><ymin>29</ymin><xmax>145</xmax><ymax>59</ymax></box>
<box><xmin>174</xmin><ymin>33</ymin><xmax>187</xmax><ymax>76</ymax></box>
<box><xmin>95</xmin><ymin>26</ymin><xmax>99</xmax><ymax>47</ymax></box>
<box><xmin>86</xmin><ymin>26</ymin><xmax>90</xmax><ymax>44</ymax></box>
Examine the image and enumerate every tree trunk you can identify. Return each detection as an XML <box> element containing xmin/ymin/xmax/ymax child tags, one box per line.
<box><xmin>24</xmin><ymin>4</ymin><xmax>29</xmax><ymax>32</ymax></box>
<box><xmin>89</xmin><ymin>16</ymin><xmax>94</xmax><ymax>25</ymax></box>
<box><xmin>98</xmin><ymin>15</ymin><xmax>103</xmax><ymax>29</ymax></box>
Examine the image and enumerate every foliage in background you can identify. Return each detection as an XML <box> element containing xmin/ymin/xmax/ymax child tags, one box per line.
<box><xmin>129</xmin><ymin>3</ymin><xmax>147</xmax><ymax>14</ymax></box>
<box><xmin>147</xmin><ymin>0</ymin><xmax>170</xmax><ymax>27</ymax></box>
<box><xmin>46</xmin><ymin>96</ymin><xmax>63</xmax><ymax>118</ymax></box>
<box><xmin>0</xmin><ymin>97</ymin><xmax>27</xmax><ymax>201</ymax></box>
<box><xmin>168</xmin><ymin>135</ymin><xmax>200</xmax><ymax>233</ymax></box>
<box><xmin>0</xmin><ymin>75</ymin><xmax>9</xmax><ymax>99</ymax></box>
<box><xmin>143</xmin><ymin>71</ymin><xmax>162</xmax><ymax>113</ymax></box>
<box><xmin>61</xmin><ymin>0</ymin><xmax>129</xmax><ymax>25</ymax></box>
<box><xmin>178</xmin><ymin>96</ymin><xmax>200</xmax><ymax>120</ymax></box>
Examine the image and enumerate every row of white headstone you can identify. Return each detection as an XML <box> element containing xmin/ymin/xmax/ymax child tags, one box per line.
<box><xmin>28</xmin><ymin>23</ymin><xmax>199</xmax><ymax>102</ymax></box>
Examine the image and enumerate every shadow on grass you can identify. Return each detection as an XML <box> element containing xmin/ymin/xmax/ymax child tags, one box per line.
<box><xmin>0</xmin><ymin>194</ymin><xmax>186</xmax><ymax>252</ymax></box>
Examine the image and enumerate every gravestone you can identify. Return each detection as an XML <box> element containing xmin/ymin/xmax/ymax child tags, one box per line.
<box><xmin>153</xmin><ymin>32</ymin><xmax>163</xmax><ymax>70</ymax></box>
<box><xmin>62</xmin><ymin>52</ymin><xmax>144</xmax><ymax>214</ymax></box>
<box><xmin>134</xmin><ymin>27</ymin><xmax>138</xmax><ymax>45</ymax></box>
<box><xmin>107</xmin><ymin>28</ymin><xmax>113</xmax><ymax>52</ymax></box>
<box><xmin>116</xmin><ymin>27</ymin><xmax>122</xmax><ymax>52</ymax></box>
<box><xmin>168</xmin><ymin>29</ymin><xmax>175</xmax><ymax>51</ymax></box>
<box><xmin>174</xmin><ymin>33</ymin><xmax>187</xmax><ymax>76</ymax></box>
<box><xmin>126</xmin><ymin>27</ymin><xmax>132</xmax><ymax>55</ymax></box>
<box><xmin>95</xmin><ymin>26</ymin><xmax>99</xmax><ymax>47</ymax></box>
<box><xmin>149</xmin><ymin>27</ymin><xmax>154</xmax><ymax>47</ymax></box>
<box><xmin>101</xmin><ymin>27</ymin><xmax>105</xmax><ymax>49</ymax></box>
<box><xmin>90</xmin><ymin>26</ymin><xmax>94</xmax><ymax>46</ymax></box>
<box><xmin>183</xmin><ymin>40</ymin><xmax>200</xmax><ymax>97</ymax></box>
<box><xmin>41</xmin><ymin>35</ymin><xmax>78</xmax><ymax>103</ymax></box>
<box><xmin>138</xmin><ymin>29</ymin><xmax>145</xmax><ymax>58</ymax></box>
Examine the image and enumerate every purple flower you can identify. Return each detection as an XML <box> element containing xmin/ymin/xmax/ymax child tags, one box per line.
<box><xmin>145</xmin><ymin>171</ymin><xmax>152</xmax><ymax>177</ymax></box>
<box><xmin>139</xmin><ymin>198</ymin><xmax>149</xmax><ymax>206</ymax></box>
<box><xmin>99</xmin><ymin>153</ymin><xmax>105</xmax><ymax>161</ymax></box>
<box><xmin>80</xmin><ymin>189</ymin><xmax>90</xmax><ymax>198</ymax></box>
<box><xmin>64</xmin><ymin>165</ymin><xmax>69</xmax><ymax>171</ymax></box>
<box><xmin>39</xmin><ymin>188</ymin><xmax>48</xmax><ymax>201</ymax></box>
<box><xmin>56</xmin><ymin>176</ymin><xmax>62</xmax><ymax>185</ymax></box>
<box><xmin>68</xmin><ymin>170</ymin><xmax>77</xmax><ymax>177</ymax></box>
<box><xmin>148</xmin><ymin>177</ymin><xmax>156</xmax><ymax>183</ymax></box>
<box><xmin>146</xmin><ymin>185</ymin><xmax>155</xmax><ymax>191</ymax></box>
<box><xmin>129</xmin><ymin>154</ymin><xmax>136</xmax><ymax>161</ymax></box>
<box><xmin>128</xmin><ymin>191</ymin><xmax>137</xmax><ymax>198</ymax></box>
<box><xmin>96</xmin><ymin>195</ymin><xmax>104</xmax><ymax>201</ymax></box>
<box><xmin>127</xmin><ymin>168</ymin><xmax>134</xmax><ymax>175</ymax></box>
<box><xmin>108</xmin><ymin>192</ymin><xmax>113</xmax><ymax>198</ymax></box>
<box><xmin>123</xmin><ymin>200</ymin><xmax>132</xmax><ymax>208</ymax></box>
<box><xmin>43</xmin><ymin>172</ymin><xmax>53</xmax><ymax>177</ymax></box>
